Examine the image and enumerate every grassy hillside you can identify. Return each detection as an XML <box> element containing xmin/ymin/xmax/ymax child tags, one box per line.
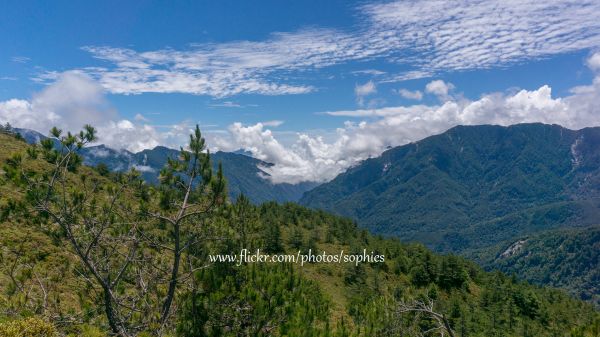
<box><xmin>0</xmin><ymin>131</ymin><xmax>598</xmax><ymax>336</ymax></box>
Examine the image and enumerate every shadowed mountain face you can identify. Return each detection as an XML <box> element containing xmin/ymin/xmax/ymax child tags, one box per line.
<box><xmin>15</xmin><ymin>128</ymin><xmax>317</xmax><ymax>204</ymax></box>
<box><xmin>300</xmin><ymin>123</ymin><xmax>600</xmax><ymax>253</ymax></box>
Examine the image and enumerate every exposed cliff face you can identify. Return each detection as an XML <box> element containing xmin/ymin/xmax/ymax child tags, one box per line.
<box><xmin>499</xmin><ymin>239</ymin><xmax>528</xmax><ymax>258</ymax></box>
<box><xmin>476</xmin><ymin>226</ymin><xmax>600</xmax><ymax>307</ymax></box>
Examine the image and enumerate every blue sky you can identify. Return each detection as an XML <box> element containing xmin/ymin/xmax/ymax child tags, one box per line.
<box><xmin>2</xmin><ymin>0</ymin><xmax>600</xmax><ymax>183</ymax></box>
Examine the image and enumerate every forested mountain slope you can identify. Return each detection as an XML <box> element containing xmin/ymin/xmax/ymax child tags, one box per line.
<box><xmin>301</xmin><ymin>123</ymin><xmax>600</xmax><ymax>253</ymax></box>
<box><xmin>469</xmin><ymin>226</ymin><xmax>600</xmax><ymax>308</ymax></box>
<box><xmin>0</xmin><ymin>130</ymin><xmax>597</xmax><ymax>336</ymax></box>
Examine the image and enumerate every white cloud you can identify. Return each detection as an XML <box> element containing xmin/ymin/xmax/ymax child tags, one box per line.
<box><xmin>35</xmin><ymin>1</ymin><xmax>600</xmax><ymax>96</ymax></box>
<box><xmin>355</xmin><ymin>80</ymin><xmax>377</xmax><ymax>106</ymax></box>
<box><xmin>134</xmin><ymin>113</ymin><xmax>149</xmax><ymax>122</ymax></box>
<box><xmin>355</xmin><ymin>81</ymin><xmax>376</xmax><ymax>96</ymax></box>
<box><xmin>223</xmin><ymin>54</ymin><xmax>600</xmax><ymax>184</ymax></box>
<box><xmin>132</xmin><ymin>164</ymin><xmax>156</xmax><ymax>173</ymax></box>
<box><xmin>351</xmin><ymin>69</ymin><xmax>386</xmax><ymax>76</ymax></box>
<box><xmin>87</xmin><ymin>147</ymin><xmax>111</xmax><ymax>158</ymax></box>
<box><xmin>262</xmin><ymin>120</ymin><xmax>284</xmax><ymax>127</ymax></box>
<box><xmin>0</xmin><ymin>72</ymin><xmax>192</xmax><ymax>153</ymax></box>
<box><xmin>11</xmin><ymin>56</ymin><xmax>30</xmax><ymax>63</ymax></box>
<box><xmin>587</xmin><ymin>52</ymin><xmax>600</xmax><ymax>72</ymax></box>
<box><xmin>70</xmin><ymin>28</ymin><xmax>357</xmax><ymax>97</ymax></box>
<box><xmin>0</xmin><ymin>72</ymin><xmax>114</xmax><ymax>132</ymax></box>
<box><xmin>95</xmin><ymin>120</ymin><xmax>160</xmax><ymax>152</ymax></box>
<box><xmin>397</xmin><ymin>88</ymin><xmax>423</xmax><ymax>100</ymax></box>
<box><xmin>209</xmin><ymin>101</ymin><xmax>242</xmax><ymax>108</ymax></box>
<box><xmin>425</xmin><ymin>80</ymin><xmax>454</xmax><ymax>101</ymax></box>
<box><xmin>363</xmin><ymin>0</ymin><xmax>600</xmax><ymax>76</ymax></box>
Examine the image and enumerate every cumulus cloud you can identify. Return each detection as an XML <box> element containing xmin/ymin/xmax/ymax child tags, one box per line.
<box><xmin>34</xmin><ymin>1</ymin><xmax>600</xmax><ymax>97</ymax></box>
<box><xmin>425</xmin><ymin>80</ymin><xmax>454</xmax><ymax>101</ymax></box>
<box><xmin>226</xmin><ymin>122</ymin><xmax>367</xmax><ymax>183</ymax></box>
<box><xmin>224</xmin><ymin>53</ymin><xmax>600</xmax><ymax>184</ymax></box>
<box><xmin>397</xmin><ymin>88</ymin><xmax>423</xmax><ymax>100</ymax></box>
<box><xmin>587</xmin><ymin>52</ymin><xmax>600</xmax><ymax>72</ymax></box>
<box><xmin>4</xmin><ymin>57</ymin><xmax>600</xmax><ymax>184</ymax></box>
<box><xmin>134</xmin><ymin>113</ymin><xmax>149</xmax><ymax>122</ymax></box>
<box><xmin>0</xmin><ymin>72</ymin><xmax>114</xmax><ymax>132</ymax></box>
<box><xmin>0</xmin><ymin>72</ymin><xmax>191</xmax><ymax>152</ymax></box>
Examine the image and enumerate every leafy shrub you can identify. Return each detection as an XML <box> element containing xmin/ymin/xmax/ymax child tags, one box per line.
<box><xmin>0</xmin><ymin>317</ymin><xmax>57</xmax><ymax>337</ymax></box>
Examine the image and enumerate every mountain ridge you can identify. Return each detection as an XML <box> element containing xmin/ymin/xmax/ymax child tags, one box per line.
<box><xmin>13</xmin><ymin>127</ymin><xmax>318</xmax><ymax>204</ymax></box>
<box><xmin>300</xmin><ymin>123</ymin><xmax>600</xmax><ymax>251</ymax></box>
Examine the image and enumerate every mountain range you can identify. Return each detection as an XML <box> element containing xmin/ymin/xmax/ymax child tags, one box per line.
<box><xmin>301</xmin><ymin>123</ymin><xmax>600</xmax><ymax>251</ymax></box>
<box><xmin>300</xmin><ymin>123</ymin><xmax>600</xmax><ymax>305</ymax></box>
<box><xmin>14</xmin><ymin>127</ymin><xmax>317</xmax><ymax>204</ymax></box>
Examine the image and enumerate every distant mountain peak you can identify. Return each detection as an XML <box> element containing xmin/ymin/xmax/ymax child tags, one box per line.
<box><xmin>232</xmin><ymin>149</ymin><xmax>254</xmax><ymax>157</ymax></box>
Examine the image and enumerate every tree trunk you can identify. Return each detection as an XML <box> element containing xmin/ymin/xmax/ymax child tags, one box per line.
<box><xmin>103</xmin><ymin>287</ymin><xmax>128</xmax><ymax>337</ymax></box>
<box><xmin>161</xmin><ymin>223</ymin><xmax>181</xmax><ymax>326</ymax></box>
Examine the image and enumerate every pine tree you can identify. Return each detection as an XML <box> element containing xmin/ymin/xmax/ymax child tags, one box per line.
<box><xmin>289</xmin><ymin>227</ymin><xmax>304</xmax><ymax>250</ymax></box>
<box><xmin>264</xmin><ymin>220</ymin><xmax>283</xmax><ymax>254</ymax></box>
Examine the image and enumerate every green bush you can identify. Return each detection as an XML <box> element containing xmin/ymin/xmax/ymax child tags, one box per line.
<box><xmin>0</xmin><ymin>317</ymin><xmax>57</xmax><ymax>337</ymax></box>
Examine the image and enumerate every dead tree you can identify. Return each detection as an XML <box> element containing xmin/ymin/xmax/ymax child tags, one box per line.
<box><xmin>396</xmin><ymin>297</ymin><xmax>456</xmax><ymax>337</ymax></box>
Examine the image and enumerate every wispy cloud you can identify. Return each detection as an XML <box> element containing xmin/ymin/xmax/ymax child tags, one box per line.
<box><xmin>11</xmin><ymin>56</ymin><xmax>30</xmax><ymax>63</ymax></box>
<box><xmin>35</xmin><ymin>1</ymin><xmax>600</xmax><ymax>97</ymax></box>
<box><xmin>8</xmin><ymin>52</ymin><xmax>600</xmax><ymax>183</ymax></box>
<box><xmin>262</xmin><ymin>120</ymin><xmax>284</xmax><ymax>127</ymax></box>
<box><xmin>209</xmin><ymin>100</ymin><xmax>261</xmax><ymax>109</ymax></box>
<box><xmin>362</xmin><ymin>0</ymin><xmax>600</xmax><ymax>73</ymax></box>
<box><xmin>355</xmin><ymin>80</ymin><xmax>377</xmax><ymax>106</ymax></box>
<box><xmin>209</xmin><ymin>101</ymin><xmax>242</xmax><ymax>108</ymax></box>
<box><xmin>351</xmin><ymin>69</ymin><xmax>386</xmax><ymax>76</ymax></box>
<box><xmin>71</xmin><ymin>27</ymin><xmax>363</xmax><ymax>97</ymax></box>
<box><xmin>396</xmin><ymin>88</ymin><xmax>423</xmax><ymax>100</ymax></box>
